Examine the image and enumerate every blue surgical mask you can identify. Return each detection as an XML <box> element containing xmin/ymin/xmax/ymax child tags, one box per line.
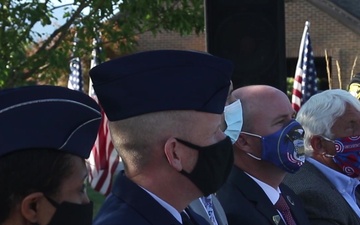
<box><xmin>224</xmin><ymin>99</ymin><xmax>243</xmax><ymax>144</ymax></box>
<box><xmin>241</xmin><ymin>120</ymin><xmax>305</xmax><ymax>173</ymax></box>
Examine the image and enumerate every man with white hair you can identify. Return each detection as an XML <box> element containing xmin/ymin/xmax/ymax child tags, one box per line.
<box><xmin>284</xmin><ymin>89</ymin><xmax>360</xmax><ymax>225</ymax></box>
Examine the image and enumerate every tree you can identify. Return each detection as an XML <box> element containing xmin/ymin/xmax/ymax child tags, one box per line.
<box><xmin>0</xmin><ymin>0</ymin><xmax>204</xmax><ymax>89</ymax></box>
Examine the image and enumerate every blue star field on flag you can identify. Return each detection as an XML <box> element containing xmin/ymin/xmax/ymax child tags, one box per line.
<box><xmin>292</xmin><ymin>21</ymin><xmax>318</xmax><ymax>112</ymax></box>
<box><xmin>68</xmin><ymin>56</ymin><xmax>83</xmax><ymax>91</ymax></box>
<box><xmin>300</xmin><ymin>33</ymin><xmax>318</xmax><ymax>104</ymax></box>
<box><xmin>67</xmin><ymin>33</ymin><xmax>83</xmax><ymax>92</ymax></box>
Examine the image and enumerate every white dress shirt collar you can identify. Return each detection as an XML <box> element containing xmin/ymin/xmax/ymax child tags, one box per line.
<box><xmin>245</xmin><ymin>172</ymin><xmax>281</xmax><ymax>204</ymax></box>
<box><xmin>140</xmin><ymin>186</ymin><xmax>182</xmax><ymax>223</ymax></box>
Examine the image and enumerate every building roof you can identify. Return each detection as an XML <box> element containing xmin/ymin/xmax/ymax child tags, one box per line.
<box><xmin>330</xmin><ymin>0</ymin><xmax>360</xmax><ymax>20</ymax></box>
<box><xmin>307</xmin><ymin>0</ymin><xmax>360</xmax><ymax>35</ymax></box>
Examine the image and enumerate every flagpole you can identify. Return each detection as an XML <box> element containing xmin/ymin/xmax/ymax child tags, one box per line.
<box><xmin>89</xmin><ymin>29</ymin><xmax>101</xmax><ymax>96</ymax></box>
<box><xmin>88</xmin><ymin>37</ymin><xmax>97</xmax><ymax>96</ymax></box>
<box><xmin>296</xmin><ymin>21</ymin><xmax>310</xmax><ymax>70</ymax></box>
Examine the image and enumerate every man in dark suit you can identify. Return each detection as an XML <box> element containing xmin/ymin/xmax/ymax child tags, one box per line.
<box><xmin>90</xmin><ymin>50</ymin><xmax>235</xmax><ymax>225</ymax></box>
<box><xmin>283</xmin><ymin>89</ymin><xmax>360</xmax><ymax>225</ymax></box>
<box><xmin>217</xmin><ymin>85</ymin><xmax>311</xmax><ymax>225</ymax></box>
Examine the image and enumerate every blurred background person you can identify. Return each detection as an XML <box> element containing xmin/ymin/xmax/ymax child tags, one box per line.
<box><xmin>348</xmin><ymin>73</ymin><xmax>360</xmax><ymax>100</ymax></box>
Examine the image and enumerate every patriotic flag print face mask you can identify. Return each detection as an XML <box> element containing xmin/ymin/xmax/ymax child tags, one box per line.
<box><xmin>322</xmin><ymin>135</ymin><xmax>360</xmax><ymax>178</ymax></box>
<box><xmin>242</xmin><ymin>120</ymin><xmax>306</xmax><ymax>173</ymax></box>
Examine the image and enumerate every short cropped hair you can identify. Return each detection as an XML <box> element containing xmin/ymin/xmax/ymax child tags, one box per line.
<box><xmin>109</xmin><ymin>110</ymin><xmax>195</xmax><ymax>171</ymax></box>
<box><xmin>296</xmin><ymin>89</ymin><xmax>360</xmax><ymax>155</ymax></box>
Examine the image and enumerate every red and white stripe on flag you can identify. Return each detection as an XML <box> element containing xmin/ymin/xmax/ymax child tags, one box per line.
<box><xmin>291</xmin><ymin>67</ymin><xmax>303</xmax><ymax>112</ymax></box>
<box><xmin>87</xmin><ymin>105</ymin><xmax>120</xmax><ymax>196</ymax></box>
<box><xmin>87</xmin><ymin>35</ymin><xmax>121</xmax><ymax>196</ymax></box>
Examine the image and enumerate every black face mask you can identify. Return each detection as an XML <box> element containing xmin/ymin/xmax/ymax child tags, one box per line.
<box><xmin>43</xmin><ymin>196</ymin><xmax>93</xmax><ymax>225</ymax></box>
<box><xmin>176</xmin><ymin>136</ymin><xmax>234</xmax><ymax>196</ymax></box>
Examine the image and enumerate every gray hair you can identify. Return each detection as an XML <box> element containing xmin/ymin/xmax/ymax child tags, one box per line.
<box><xmin>296</xmin><ymin>89</ymin><xmax>360</xmax><ymax>155</ymax></box>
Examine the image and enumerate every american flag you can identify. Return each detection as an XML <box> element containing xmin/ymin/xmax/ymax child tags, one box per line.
<box><xmin>67</xmin><ymin>35</ymin><xmax>83</xmax><ymax>91</ymax></box>
<box><xmin>291</xmin><ymin>21</ymin><xmax>318</xmax><ymax>112</ymax></box>
<box><xmin>87</xmin><ymin>34</ymin><xmax>121</xmax><ymax>196</ymax></box>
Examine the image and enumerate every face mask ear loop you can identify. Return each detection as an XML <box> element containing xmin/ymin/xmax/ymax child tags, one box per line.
<box><xmin>241</xmin><ymin>131</ymin><xmax>263</xmax><ymax>161</ymax></box>
<box><xmin>246</xmin><ymin>152</ymin><xmax>262</xmax><ymax>161</ymax></box>
<box><xmin>241</xmin><ymin>131</ymin><xmax>262</xmax><ymax>139</ymax></box>
<box><xmin>320</xmin><ymin>135</ymin><xmax>336</xmax><ymax>143</ymax></box>
<box><xmin>175</xmin><ymin>138</ymin><xmax>204</xmax><ymax>151</ymax></box>
<box><xmin>44</xmin><ymin>195</ymin><xmax>60</xmax><ymax>208</ymax></box>
<box><xmin>319</xmin><ymin>136</ymin><xmax>337</xmax><ymax>158</ymax></box>
<box><xmin>322</xmin><ymin>152</ymin><xmax>335</xmax><ymax>158</ymax></box>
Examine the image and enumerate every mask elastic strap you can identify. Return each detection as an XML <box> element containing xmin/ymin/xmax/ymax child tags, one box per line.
<box><xmin>44</xmin><ymin>195</ymin><xmax>60</xmax><ymax>208</ymax></box>
<box><xmin>241</xmin><ymin>131</ymin><xmax>262</xmax><ymax>139</ymax></box>
<box><xmin>320</xmin><ymin>136</ymin><xmax>337</xmax><ymax>158</ymax></box>
<box><xmin>320</xmin><ymin>135</ymin><xmax>335</xmax><ymax>143</ymax></box>
<box><xmin>175</xmin><ymin>137</ymin><xmax>230</xmax><ymax>151</ymax></box>
<box><xmin>322</xmin><ymin>152</ymin><xmax>335</xmax><ymax>158</ymax></box>
<box><xmin>175</xmin><ymin>138</ymin><xmax>202</xmax><ymax>151</ymax></box>
<box><xmin>246</xmin><ymin>152</ymin><xmax>261</xmax><ymax>161</ymax></box>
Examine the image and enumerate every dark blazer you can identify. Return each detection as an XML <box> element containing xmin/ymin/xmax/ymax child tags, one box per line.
<box><xmin>283</xmin><ymin>161</ymin><xmax>360</xmax><ymax>225</ymax></box>
<box><xmin>217</xmin><ymin>166</ymin><xmax>311</xmax><ymax>225</ymax></box>
<box><xmin>93</xmin><ymin>171</ymin><xmax>209</xmax><ymax>225</ymax></box>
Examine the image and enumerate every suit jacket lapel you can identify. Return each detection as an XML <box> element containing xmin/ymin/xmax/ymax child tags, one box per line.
<box><xmin>189</xmin><ymin>199</ymin><xmax>212</xmax><ymax>224</ymax></box>
<box><xmin>212</xmin><ymin>195</ymin><xmax>228</xmax><ymax>225</ymax></box>
<box><xmin>280</xmin><ymin>184</ymin><xmax>306</xmax><ymax>225</ymax></box>
<box><xmin>355</xmin><ymin>186</ymin><xmax>360</xmax><ymax>207</ymax></box>
<box><xmin>187</xmin><ymin>207</ymin><xmax>212</xmax><ymax>225</ymax></box>
<box><xmin>228</xmin><ymin>167</ymin><xmax>286</xmax><ymax>225</ymax></box>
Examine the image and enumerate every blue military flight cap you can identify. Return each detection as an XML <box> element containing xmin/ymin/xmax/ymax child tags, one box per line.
<box><xmin>0</xmin><ymin>85</ymin><xmax>102</xmax><ymax>158</ymax></box>
<box><xmin>89</xmin><ymin>50</ymin><xmax>234</xmax><ymax>121</ymax></box>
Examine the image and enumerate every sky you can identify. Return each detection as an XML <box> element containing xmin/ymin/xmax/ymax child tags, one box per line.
<box><xmin>33</xmin><ymin>0</ymin><xmax>120</xmax><ymax>39</ymax></box>
<box><xmin>32</xmin><ymin>0</ymin><xmax>90</xmax><ymax>38</ymax></box>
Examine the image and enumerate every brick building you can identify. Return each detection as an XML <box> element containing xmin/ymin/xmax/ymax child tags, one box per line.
<box><xmin>134</xmin><ymin>0</ymin><xmax>360</xmax><ymax>92</ymax></box>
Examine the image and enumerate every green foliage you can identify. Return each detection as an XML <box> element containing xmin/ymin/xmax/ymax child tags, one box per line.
<box><xmin>0</xmin><ymin>0</ymin><xmax>204</xmax><ymax>88</ymax></box>
<box><xmin>87</xmin><ymin>185</ymin><xmax>105</xmax><ymax>217</ymax></box>
<box><xmin>286</xmin><ymin>77</ymin><xmax>294</xmax><ymax>99</ymax></box>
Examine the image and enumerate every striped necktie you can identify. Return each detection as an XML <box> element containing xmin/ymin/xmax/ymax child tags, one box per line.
<box><xmin>201</xmin><ymin>196</ymin><xmax>218</xmax><ymax>225</ymax></box>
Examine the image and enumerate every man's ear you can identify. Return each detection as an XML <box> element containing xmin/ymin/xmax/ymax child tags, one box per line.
<box><xmin>310</xmin><ymin>135</ymin><xmax>326</xmax><ymax>154</ymax></box>
<box><xmin>234</xmin><ymin>133</ymin><xmax>249</xmax><ymax>150</ymax></box>
<box><xmin>21</xmin><ymin>192</ymin><xmax>43</xmax><ymax>223</ymax></box>
<box><xmin>164</xmin><ymin>137</ymin><xmax>183</xmax><ymax>171</ymax></box>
